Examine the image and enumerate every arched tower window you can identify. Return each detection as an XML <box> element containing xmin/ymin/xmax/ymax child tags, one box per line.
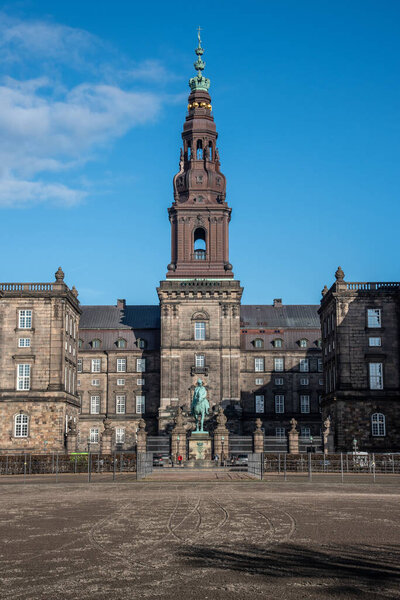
<box><xmin>208</xmin><ymin>141</ymin><xmax>213</xmax><ymax>160</ymax></box>
<box><xmin>196</xmin><ymin>140</ymin><xmax>203</xmax><ymax>160</ymax></box>
<box><xmin>194</xmin><ymin>228</ymin><xmax>206</xmax><ymax>260</ymax></box>
<box><xmin>187</xmin><ymin>142</ymin><xmax>191</xmax><ymax>160</ymax></box>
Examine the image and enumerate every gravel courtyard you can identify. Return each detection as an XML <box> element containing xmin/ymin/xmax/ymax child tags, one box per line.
<box><xmin>0</xmin><ymin>478</ymin><xmax>399</xmax><ymax>600</ymax></box>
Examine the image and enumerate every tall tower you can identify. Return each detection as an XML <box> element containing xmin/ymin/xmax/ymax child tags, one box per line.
<box><xmin>157</xmin><ymin>33</ymin><xmax>243</xmax><ymax>432</ymax></box>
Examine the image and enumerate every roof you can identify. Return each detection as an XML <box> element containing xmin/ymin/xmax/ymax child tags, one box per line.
<box><xmin>240</xmin><ymin>305</ymin><xmax>320</xmax><ymax>329</ymax></box>
<box><xmin>80</xmin><ymin>305</ymin><xmax>160</xmax><ymax>329</ymax></box>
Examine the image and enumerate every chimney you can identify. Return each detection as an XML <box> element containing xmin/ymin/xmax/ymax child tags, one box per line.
<box><xmin>273</xmin><ymin>298</ymin><xmax>282</xmax><ymax>307</ymax></box>
<box><xmin>117</xmin><ymin>299</ymin><xmax>126</xmax><ymax>309</ymax></box>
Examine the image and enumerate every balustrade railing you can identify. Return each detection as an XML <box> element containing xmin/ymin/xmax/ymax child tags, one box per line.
<box><xmin>346</xmin><ymin>282</ymin><xmax>400</xmax><ymax>291</ymax></box>
<box><xmin>0</xmin><ymin>282</ymin><xmax>54</xmax><ymax>292</ymax></box>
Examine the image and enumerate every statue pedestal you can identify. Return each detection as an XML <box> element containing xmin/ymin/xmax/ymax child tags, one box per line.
<box><xmin>188</xmin><ymin>432</ymin><xmax>212</xmax><ymax>463</ymax></box>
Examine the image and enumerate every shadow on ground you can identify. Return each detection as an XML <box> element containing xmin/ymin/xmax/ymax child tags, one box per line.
<box><xmin>179</xmin><ymin>543</ymin><xmax>400</xmax><ymax>598</ymax></box>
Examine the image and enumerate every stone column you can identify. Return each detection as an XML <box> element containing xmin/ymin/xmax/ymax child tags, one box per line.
<box><xmin>66</xmin><ymin>419</ymin><xmax>77</xmax><ymax>453</ymax></box>
<box><xmin>171</xmin><ymin>407</ymin><xmax>187</xmax><ymax>464</ymax></box>
<box><xmin>136</xmin><ymin>419</ymin><xmax>147</xmax><ymax>454</ymax></box>
<box><xmin>253</xmin><ymin>418</ymin><xmax>264</xmax><ymax>454</ymax></box>
<box><xmin>101</xmin><ymin>417</ymin><xmax>113</xmax><ymax>455</ymax></box>
<box><xmin>288</xmin><ymin>418</ymin><xmax>299</xmax><ymax>454</ymax></box>
<box><xmin>213</xmin><ymin>406</ymin><xmax>229</xmax><ymax>465</ymax></box>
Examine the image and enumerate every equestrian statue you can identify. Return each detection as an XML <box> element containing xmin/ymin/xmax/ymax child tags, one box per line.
<box><xmin>191</xmin><ymin>378</ymin><xmax>210</xmax><ymax>433</ymax></box>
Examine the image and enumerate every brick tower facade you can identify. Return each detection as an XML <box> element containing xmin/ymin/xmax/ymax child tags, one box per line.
<box><xmin>157</xmin><ymin>34</ymin><xmax>243</xmax><ymax>432</ymax></box>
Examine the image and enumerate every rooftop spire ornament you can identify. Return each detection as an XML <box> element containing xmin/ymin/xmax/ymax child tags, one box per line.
<box><xmin>189</xmin><ymin>27</ymin><xmax>210</xmax><ymax>92</ymax></box>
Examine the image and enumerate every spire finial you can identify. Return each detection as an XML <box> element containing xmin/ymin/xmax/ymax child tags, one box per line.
<box><xmin>189</xmin><ymin>27</ymin><xmax>210</xmax><ymax>92</ymax></box>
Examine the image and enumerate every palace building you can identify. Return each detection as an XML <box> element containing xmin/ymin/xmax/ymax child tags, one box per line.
<box><xmin>0</xmin><ymin>38</ymin><xmax>398</xmax><ymax>454</ymax></box>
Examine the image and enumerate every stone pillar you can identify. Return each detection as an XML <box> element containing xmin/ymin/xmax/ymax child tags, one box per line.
<box><xmin>66</xmin><ymin>419</ymin><xmax>77</xmax><ymax>453</ymax></box>
<box><xmin>253</xmin><ymin>418</ymin><xmax>264</xmax><ymax>454</ymax></box>
<box><xmin>288</xmin><ymin>417</ymin><xmax>299</xmax><ymax>454</ymax></box>
<box><xmin>101</xmin><ymin>417</ymin><xmax>113</xmax><ymax>455</ymax></box>
<box><xmin>136</xmin><ymin>419</ymin><xmax>147</xmax><ymax>454</ymax></box>
<box><xmin>171</xmin><ymin>407</ymin><xmax>187</xmax><ymax>464</ymax></box>
<box><xmin>213</xmin><ymin>406</ymin><xmax>229</xmax><ymax>464</ymax></box>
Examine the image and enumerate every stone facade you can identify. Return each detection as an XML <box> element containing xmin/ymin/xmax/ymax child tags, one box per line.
<box><xmin>319</xmin><ymin>268</ymin><xmax>400</xmax><ymax>451</ymax></box>
<box><xmin>0</xmin><ymin>269</ymin><xmax>81</xmax><ymax>452</ymax></box>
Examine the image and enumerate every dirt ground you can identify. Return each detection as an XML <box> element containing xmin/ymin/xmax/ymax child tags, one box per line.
<box><xmin>0</xmin><ymin>477</ymin><xmax>399</xmax><ymax>600</ymax></box>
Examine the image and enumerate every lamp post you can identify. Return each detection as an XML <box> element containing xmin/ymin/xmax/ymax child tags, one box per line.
<box><xmin>352</xmin><ymin>438</ymin><xmax>358</xmax><ymax>454</ymax></box>
<box><xmin>309</xmin><ymin>435</ymin><xmax>313</xmax><ymax>453</ymax></box>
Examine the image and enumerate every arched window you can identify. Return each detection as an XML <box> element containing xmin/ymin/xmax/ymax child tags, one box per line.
<box><xmin>136</xmin><ymin>338</ymin><xmax>147</xmax><ymax>349</ymax></box>
<box><xmin>196</xmin><ymin>139</ymin><xmax>203</xmax><ymax>160</ymax></box>
<box><xmin>371</xmin><ymin>413</ymin><xmax>386</xmax><ymax>436</ymax></box>
<box><xmin>254</xmin><ymin>338</ymin><xmax>264</xmax><ymax>349</ymax></box>
<box><xmin>187</xmin><ymin>142</ymin><xmax>191</xmax><ymax>160</ymax></box>
<box><xmin>300</xmin><ymin>339</ymin><xmax>308</xmax><ymax>348</ymax></box>
<box><xmin>92</xmin><ymin>339</ymin><xmax>101</xmax><ymax>349</ymax></box>
<box><xmin>208</xmin><ymin>141</ymin><xmax>213</xmax><ymax>160</ymax></box>
<box><xmin>117</xmin><ymin>339</ymin><xmax>127</xmax><ymax>349</ymax></box>
<box><xmin>194</xmin><ymin>228</ymin><xmax>206</xmax><ymax>260</ymax></box>
<box><xmin>273</xmin><ymin>339</ymin><xmax>283</xmax><ymax>348</ymax></box>
<box><xmin>15</xmin><ymin>413</ymin><xmax>29</xmax><ymax>437</ymax></box>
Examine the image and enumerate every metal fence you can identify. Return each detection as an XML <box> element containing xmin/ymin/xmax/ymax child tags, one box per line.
<box><xmin>136</xmin><ymin>452</ymin><xmax>153</xmax><ymax>480</ymax></box>
<box><xmin>248</xmin><ymin>453</ymin><xmax>263</xmax><ymax>479</ymax></box>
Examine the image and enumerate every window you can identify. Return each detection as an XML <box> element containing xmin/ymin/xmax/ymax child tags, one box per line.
<box><xmin>255</xmin><ymin>378</ymin><xmax>263</xmax><ymax>385</ymax></box>
<box><xmin>18</xmin><ymin>310</ymin><xmax>32</xmax><ymax>329</ymax></box>
<box><xmin>136</xmin><ymin>395</ymin><xmax>145</xmax><ymax>413</ymax></box>
<box><xmin>319</xmin><ymin>378</ymin><xmax>324</xmax><ymax>386</ymax></box>
<box><xmin>275</xmin><ymin>395</ymin><xmax>284</xmax><ymax>413</ymax></box>
<box><xmin>89</xmin><ymin>428</ymin><xmax>99</xmax><ymax>443</ymax></box>
<box><xmin>77</xmin><ymin>379</ymin><xmax>81</xmax><ymax>386</ymax></box>
<box><xmin>300</xmin><ymin>377</ymin><xmax>309</xmax><ymax>386</ymax></box>
<box><xmin>117</xmin><ymin>339</ymin><xmax>127</xmax><ymax>349</ymax></box>
<box><xmin>194</xmin><ymin>228</ymin><xmax>206</xmax><ymax>260</ymax></box>
<box><xmin>136</xmin><ymin>359</ymin><xmax>146</xmax><ymax>373</ymax></box>
<box><xmin>301</xmin><ymin>427</ymin><xmax>311</xmax><ymax>438</ymax></box>
<box><xmin>137</xmin><ymin>338</ymin><xmax>146</xmax><ymax>349</ymax></box>
<box><xmin>137</xmin><ymin>378</ymin><xmax>145</xmax><ymax>385</ymax></box>
<box><xmin>300</xmin><ymin>339</ymin><xmax>308</xmax><ymax>348</ymax></box>
<box><xmin>195</xmin><ymin>354</ymin><xmax>205</xmax><ymax>368</ymax></box>
<box><xmin>275</xmin><ymin>377</ymin><xmax>284</xmax><ymax>386</ymax></box>
<box><xmin>255</xmin><ymin>395</ymin><xmax>264</xmax><ymax>413</ymax></box>
<box><xmin>367</xmin><ymin>308</ymin><xmax>381</xmax><ymax>328</ymax></box>
<box><xmin>116</xmin><ymin>428</ymin><xmax>125</xmax><ymax>444</ymax></box>
<box><xmin>77</xmin><ymin>359</ymin><xmax>82</xmax><ymax>373</ymax></box>
<box><xmin>78</xmin><ymin>339</ymin><xmax>83</xmax><ymax>349</ymax></box>
<box><xmin>273</xmin><ymin>339</ymin><xmax>283</xmax><ymax>348</ymax></box>
<box><xmin>91</xmin><ymin>359</ymin><xmax>101</xmax><ymax>373</ymax></box>
<box><xmin>274</xmin><ymin>358</ymin><xmax>284</xmax><ymax>372</ymax></box>
<box><xmin>117</xmin><ymin>358</ymin><xmax>126</xmax><ymax>373</ymax></box>
<box><xmin>17</xmin><ymin>364</ymin><xmax>30</xmax><ymax>390</ymax></box>
<box><xmin>255</xmin><ymin>358</ymin><xmax>264</xmax><ymax>372</ymax></box>
<box><xmin>90</xmin><ymin>395</ymin><xmax>100</xmax><ymax>414</ymax></box>
<box><xmin>300</xmin><ymin>359</ymin><xmax>309</xmax><ymax>372</ymax></box>
<box><xmin>194</xmin><ymin>322</ymin><xmax>206</xmax><ymax>340</ymax></box>
<box><xmin>117</xmin><ymin>378</ymin><xmax>125</xmax><ymax>386</ymax></box>
<box><xmin>371</xmin><ymin>413</ymin><xmax>386</xmax><ymax>436</ymax></box>
<box><xmin>15</xmin><ymin>414</ymin><xmax>29</xmax><ymax>437</ymax></box>
<box><xmin>92</xmin><ymin>339</ymin><xmax>101</xmax><ymax>348</ymax></box>
<box><xmin>300</xmin><ymin>395</ymin><xmax>310</xmax><ymax>413</ymax></box>
<box><xmin>65</xmin><ymin>314</ymin><xmax>69</xmax><ymax>332</ymax></box>
<box><xmin>275</xmin><ymin>427</ymin><xmax>285</xmax><ymax>438</ymax></box>
<box><xmin>116</xmin><ymin>395</ymin><xmax>126</xmax><ymax>414</ymax></box>
<box><xmin>316</xmin><ymin>339</ymin><xmax>322</xmax><ymax>348</ymax></box>
<box><xmin>254</xmin><ymin>338</ymin><xmax>263</xmax><ymax>348</ymax></box>
<box><xmin>91</xmin><ymin>379</ymin><xmax>100</xmax><ymax>386</ymax></box>
<box><xmin>369</xmin><ymin>363</ymin><xmax>383</xmax><ymax>390</ymax></box>
<box><xmin>369</xmin><ymin>337</ymin><xmax>381</xmax><ymax>347</ymax></box>
<box><xmin>318</xmin><ymin>359</ymin><xmax>323</xmax><ymax>372</ymax></box>
<box><xmin>18</xmin><ymin>338</ymin><xmax>31</xmax><ymax>347</ymax></box>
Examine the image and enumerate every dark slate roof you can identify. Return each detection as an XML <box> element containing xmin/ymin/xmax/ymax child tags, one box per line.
<box><xmin>80</xmin><ymin>305</ymin><xmax>160</xmax><ymax>329</ymax></box>
<box><xmin>240</xmin><ymin>305</ymin><xmax>320</xmax><ymax>329</ymax></box>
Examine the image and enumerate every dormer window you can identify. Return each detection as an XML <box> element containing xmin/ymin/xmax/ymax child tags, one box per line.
<box><xmin>273</xmin><ymin>339</ymin><xmax>283</xmax><ymax>348</ymax></box>
<box><xmin>92</xmin><ymin>339</ymin><xmax>101</xmax><ymax>349</ymax></box>
<box><xmin>136</xmin><ymin>338</ymin><xmax>146</xmax><ymax>350</ymax></box>
<box><xmin>78</xmin><ymin>339</ymin><xmax>83</xmax><ymax>349</ymax></box>
<box><xmin>299</xmin><ymin>339</ymin><xmax>308</xmax><ymax>348</ymax></box>
<box><xmin>117</xmin><ymin>339</ymin><xmax>127</xmax><ymax>349</ymax></box>
<box><xmin>253</xmin><ymin>338</ymin><xmax>263</xmax><ymax>349</ymax></box>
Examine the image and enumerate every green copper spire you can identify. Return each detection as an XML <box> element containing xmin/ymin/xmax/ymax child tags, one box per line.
<box><xmin>189</xmin><ymin>27</ymin><xmax>210</xmax><ymax>92</ymax></box>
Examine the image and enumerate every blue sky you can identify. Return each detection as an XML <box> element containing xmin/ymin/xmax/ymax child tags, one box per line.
<box><xmin>0</xmin><ymin>1</ymin><xmax>399</xmax><ymax>306</ymax></box>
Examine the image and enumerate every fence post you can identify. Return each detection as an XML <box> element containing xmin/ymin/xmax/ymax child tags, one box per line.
<box><xmin>97</xmin><ymin>453</ymin><xmax>100</xmax><ymax>474</ymax></box>
<box><xmin>52</xmin><ymin>452</ymin><xmax>55</xmax><ymax>474</ymax></box>
<box><xmin>120</xmin><ymin>453</ymin><xmax>123</xmax><ymax>474</ymax></box>
<box><xmin>278</xmin><ymin>453</ymin><xmax>281</xmax><ymax>475</ymax></box>
<box><xmin>88</xmin><ymin>451</ymin><xmax>91</xmax><ymax>483</ymax></box>
<box><xmin>340</xmin><ymin>452</ymin><xmax>344</xmax><ymax>484</ymax></box>
<box><xmin>392</xmin><ymin>453</ymin><xmax>395</xmax><ymax>475</ymax></box>
<box><xmin>308</xmin><ymin>452</ymin><xmax>312</xmax><ymax>482</ymax></box>
<box><xmin>29</xmin><ymin>454</ymin><xmax>32</xmax><ymax>475</ymax></box>
<box><xmin>372</xmin><ymin>452</ymin><xmax>376</xmax><ymax>483</ymax></box>
<box><xmin>284</xmin><ymin>453</ymin><xmax>287</xmax><ymax>482</ymax></box>
<box><xmin>113</xmin><ymin>451</ymin><xmax>116</xmax><ymax>482</ymax></box>
<box><xmin>56</xmin><ymin>453</ymin><xmax>59</xmax><ymax>484</ymax></box>
<box><xmin>6</xmin><ymin>455</ymin><xmax>8</xmax><ymax>475</ymax></box>
<box><xmin>74</xmin><ymin>455</ymin><xmax>77</xmax><ymax>474</ymax></box>
<box><xmin>23</xmin><ymin>453</ymin><xmax>27</xmax><ymax>485</ymax></box>
<box><xmin>346</xmin><ymin>454</ymin><xmax>349</xmax><ymax>473</ymax></box>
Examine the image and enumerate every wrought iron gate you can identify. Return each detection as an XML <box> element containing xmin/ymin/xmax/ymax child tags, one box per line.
<box><xmin>136</xmin><ymin>452</ymin><xmax>153</xmax><ymax>480</ymax></box>
<box><xmin>248</xmin><ymin>452</ymin><xmax>263</xmax><ymax>480</ymax></box>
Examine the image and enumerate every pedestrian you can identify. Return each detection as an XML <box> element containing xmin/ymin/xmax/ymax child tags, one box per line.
<box><xmin>177</xmin><ymin>454</ymin><xmax>183</xmax><ymax>467</ymax></box>
<box><xmin>214</xmin><ymin>453</ymin><xmax>219</xmax><ymax>466</ymax></box>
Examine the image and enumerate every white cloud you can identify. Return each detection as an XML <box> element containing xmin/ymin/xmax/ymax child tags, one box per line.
<box><xmin>0</xmin><ymin>13</ymin><xmax>169</xmax><ymax>207</ymax></box>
